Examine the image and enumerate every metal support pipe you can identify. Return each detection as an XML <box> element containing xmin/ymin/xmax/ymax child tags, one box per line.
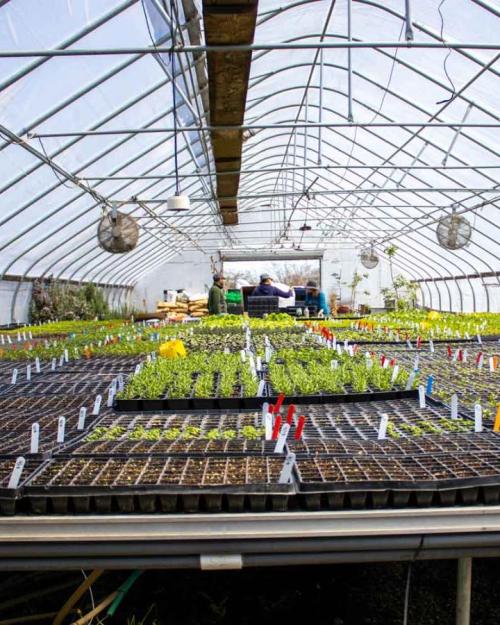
<box><xmin>442</xmin><ymin>103</ymin><xmax>474</xmax><ymax>166</ymax></box>
<box><xmin>456</xmin><ymin>558</ymin><xmax>472</xmax><ymax>625</ymax></box>
<box><xmin>404</xmin><ymin>0</ymin><xmax>414</xmax><ymax>41</ymax></box>
<box><xmin>347</xmin><ymin>0</ymin><xmax>354</xmax><ymax>122</ymax></box>
<box><xmin>318</xmin><ymin>48</ymin><xmax>323</xmax><ymax>164</ymax></box>
<box><xmin>0</xmin><ymin>41</ymin><xmax>498</xmax><ymax>57</ymax></box>
<box><xmin>29</xmin><ymin>121</ymin><xmax>499</xmax><ymax>137</ymax></box>
<box><xmin>133</xmin><ymin>188</ymin><xmax>499</xmax><ymax>201</ymax></box>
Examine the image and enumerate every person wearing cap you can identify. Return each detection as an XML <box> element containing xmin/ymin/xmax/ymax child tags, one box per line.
<box><xmin>252</xmin><ymin>274</ymin><xmax>293</xmax><ymax>298</ymax></box>
<box><xmin>208</xmin><ymin>273</ymin><xmax>227</xmax><ymax>315</ymax></box>
<box><xmin>305</xmin><ymin>280</ymin><xmax>330</xmax><ymax>315</ymax></box>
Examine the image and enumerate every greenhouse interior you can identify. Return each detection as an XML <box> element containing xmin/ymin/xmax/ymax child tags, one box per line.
<box><xmin>0</xmin><ymin>0</ymin><xmax>499</xmax><ymax>623</ymax></box>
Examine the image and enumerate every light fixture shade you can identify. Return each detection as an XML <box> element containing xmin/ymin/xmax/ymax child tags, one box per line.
<box><xmin>167</xmin><ymin>194</ymin><xmax>190</xmax><ymax>211</ymax></box>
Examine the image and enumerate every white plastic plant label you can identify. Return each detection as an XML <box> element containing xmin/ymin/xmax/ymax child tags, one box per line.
<box><xmin>377</xmin><ymin>414</ymin><xmax>389</xmax><ymax>440</ymax></box>
<box><xmin>278</xmin><ymin>453</ymin><xmax>296</xmax><ymax>484</ymax></box>
<box><xmin>474</xmin><ymin>404</ymin><xmax>482</xmax><ymax>433</ymax></box>
<box><xmin>264</xmin><ymin>413</ymin><xmax>273</xmax><ymax>440</ymax></box>
<box><xmin>57</xmin><ymin>417</ymin><xmax>66</xmax><ymax>443</ymax></box>
<box><xmin>413</xmin><ymin>355</ymin><xmax>419</xmax><ymax>371</ymax></box>
<box><xmin>344</xmin><ymin>340</ymin><xmax>349</xmax><ymax>349</ymax></box>
<box><xmin>274</xmin><ymin>423</ymin><xmax>291</xmax><ymax>454</ymax></box>
<box><xmin>111</xmin><ymin>379</ymin><xmax>118</xmax><ymax>394</ymax></box>
<box><xmin>26</xmin><ymin>365</ymin><xmax>31</xmax><ymax>381</ymax></box>
<box><xmin>107</xmin><ymin>388</ymin><xmax>115</xmax><ymax>407</ymax></box>
<box><xmin>64</xmin><ymin>349</ymin><xmax>69</xmax><ymax>363</ymax></box>
<box><xmin>489</xmin><ymin>357</ymin><xmax>495</xmax><ymax>372</ymax></box>
<box><xmin>77</xmin><ymin>407</ymin><xmax>87</xmax><ymax>431</ymax></box>
<box><xmin>7</xmin><ymin>336</ymin><xmax>12</xmax><ymax>344</ymax></box>
<box><xmin>35</xmin><ymin>357</ymin><xmax>41</xmax><ymax>373</ymax></box>
<box><xmin>248</xmin><ymin>354</ymin><xmax>255</xmax><ymax>371</ymax></box>
<box><xmin>0</xmin><ymin>335</ymin><xmax>4</xmax><ymax>345</ymax></box>
<box><xmin>261</xmin><ymin>402</ymin><xmax>269</xmax><ymax>423</ymax></box>
<box><xmin>117</xmin><ymin>374</ymin><xmax>125</xmax><ymax>392</ymax></box>
<box><xmin>240</xmin><ymin>350</ymin><xmax>246</xmax><ymax>362</ymax></box>
<box><xmin>11</xmin><ymin>369</ymin><xmax>18</xmax><ymax>384</ymax></box>
<box><xmin>265</xmin><ymin>346</ymin><xmax>272</xmax><ymax>363</ymax></box>
<box><xmin>92</xmin><ymin>394</ymin><xmax>102</xmax><ymax>416</ymax></box>
<box><xmin>51</xmin><ymin>358</ymin><xmax>56</xmax><ymax>371</ymax></box>
<box><xmin>257</xmin><ymin>379</ymin><xmax>266</xmax><ymax>397</ymax></box>
<box><xmin>336</xmin><ymin>344</ymin><xmax>342</xmax><ymax>355</ymax></box>
<box><xmin>477</xmin><ymin>334</ymin><xmax>482</xmax><ymax>345</ymax></box>
<box><xmin>418</xmin><ymin>385</ymin><xmax>426</xmax><ymax>408</ymax></box>
<box><xmin>405</xmin><ymin>371</ymin><xmax>416</xmax><ymax>391</ymax></box>
<box><xmin>406</xmin><ymin>339</ymin><xmax>412</xmax><ymax>350</ymax></box>
<box><xmin>17</xmin><ymin>332</ymin><xmax>21</xmax><ymax>342</ymax></box>
<box><xmin>391</xmin><ymin>365</ymin><xmax>400</xmax><ymax>384</ymax></box>
<box><xmin>330</xmin><ymin>359</ymin><xmax>338</xmax><ymax>370</ymax></box>
<box><xmin>59</xmin><ymin>354</ymin><xmax>64</xmax><ymax>367</ymax></box>
<box><xmin>30</xmin><ymin>423</ymin><xmax>39</xmax><ymax>454</ymax></box>
<box><xmin>451</xmin><ymin>394</ymin><xmax>458</xmax><ymax>419</ymax></box>
<box><xmin>429</xmin><ymin>339</ymin><xmax>434</xmax><ymax>353</ymax></box>
<box><xmin>8</xmin><ymin>457</ymin><xmax>26</xmax><ymax>489</ymax></box>
<box><xmin>383</xmin><ymin>358</ymin><xmax>389</xmax><ymax>369</ymax></box>
<box><xmin>134</xmin><ymin>364</ymin><xmax>142</xmax><ymax>375</ymax></box>
<box><xmin>256</xmin><ymin>357</ymin><xmax>262</xmax><ymax>372</ymax></box>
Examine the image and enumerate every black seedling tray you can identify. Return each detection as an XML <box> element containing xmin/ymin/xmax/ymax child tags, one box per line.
<box><xmin>295</xmin><ymin>452</ymin><xmax>500</xmax><ymax>510</ymax></box>
<box><xmin>115</xmin><ymin>389</ymin><xmax>419</xmax><ymax>413</ymax></box>
<box><xmin>0</xmin><ymin>457</ymin><xmax>48</xmax><ymax>516</ymax></box>
<box><xmin>24</xmin><ymin>455</ymin><xmax>294</xmax><ymax>514</ymax></box>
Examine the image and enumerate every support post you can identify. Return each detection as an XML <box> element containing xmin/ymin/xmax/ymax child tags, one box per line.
<box><xmin>456</xmin><ymin>557</ymin><xmax>472</xmax><ymax>625</ymax></box>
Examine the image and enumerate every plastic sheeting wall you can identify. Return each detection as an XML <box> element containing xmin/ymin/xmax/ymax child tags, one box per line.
<box><xmin>0</xmin><ymin>280</ymin><xmax>32</xmax><ymax>325</ymax></box>
<box><xmin>131</xmin><ymin>250</ymin><xmax>214</xmax><ymax>311</ymax></box>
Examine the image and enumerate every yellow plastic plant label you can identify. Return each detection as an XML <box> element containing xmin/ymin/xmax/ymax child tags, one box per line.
<box><xmin>159</xmin><ymin>339</ymin><xmax>187</xmax><ymax>359</ymax></box>
<box><xmin>494</xmin><ymin>404</ymin><xmax>500</xmax><ymax>433</ymax></box>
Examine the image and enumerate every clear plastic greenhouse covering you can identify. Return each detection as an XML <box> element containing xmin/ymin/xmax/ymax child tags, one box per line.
<box><xmin>0</xmin><ymin>0</ymin><xmax>498</xmax><ymax>314</ymax></box>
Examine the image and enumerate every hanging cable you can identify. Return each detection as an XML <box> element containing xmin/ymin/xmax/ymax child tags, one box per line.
<box><xmin>169</xmin><ymin>0</ymin><xmax>180</xmax><ymax>196</ymax></box>
<box><xmin>436</xmin><ymin>0</ymin><xmax>456</xmax><ymax>104</ymax></box>
<box><xmin>402</xmin><ymin>561</ymin><xmax>413</xmax><ymax>625</ymax></box>
<box><xmin>36</xmin><ymin>137</ymin><xmax>75</xmax><ymax>189</ymax></box>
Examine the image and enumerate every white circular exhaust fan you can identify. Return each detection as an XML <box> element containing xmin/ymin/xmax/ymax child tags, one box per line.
<box><xmin>97</xmin><ymin>204</ymin><xmax>139</xmax><ymax>254</ymax></box>
<box><xmin>360</xmin><ymin>246</ymin><xmax>379</xmax><ymax>269</ymax></box>
<box><xmin>436</xmin><ymin>209</ymin><xmax>472</xmax><ymax>250</ymax></box>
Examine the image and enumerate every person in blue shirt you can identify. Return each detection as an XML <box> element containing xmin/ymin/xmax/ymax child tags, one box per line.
<box><xmin>252</xmin><ymin>274</ymin><xmax>293</xmax><ymax>298</ymax></box>
<box><xmin>305</xmin><ymin>280</ymin><xmax>330</xmax><ymax>315</ymax></box>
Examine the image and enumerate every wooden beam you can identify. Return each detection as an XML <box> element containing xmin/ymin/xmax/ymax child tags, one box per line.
<box><xmin>203</xmin><ymin>0</ymin><xmax>259</xmax><ymax>225</ymax></box>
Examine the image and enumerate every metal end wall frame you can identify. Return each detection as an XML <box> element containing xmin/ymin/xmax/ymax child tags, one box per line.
<box><xmin>0</xmin><ymin>0</ymin><xmax>498</xmax><ymax>315</ymax></box>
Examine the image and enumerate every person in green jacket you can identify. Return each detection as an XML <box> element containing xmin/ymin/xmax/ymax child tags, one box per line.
<box><xmin>208</xmin><ymin>273</ymin><xmax>227</xmax><ymax>315</ymax></box>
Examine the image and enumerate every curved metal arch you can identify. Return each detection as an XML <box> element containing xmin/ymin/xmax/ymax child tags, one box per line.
<box><xmin>245</xmin><ymin>31</ymin><xmax>500</xmax><ymax>223</ymax></box>
<box><xmin>59</xmin><ymin>154</ymin><xmax>209</xmax><ymax>277</ymax></box>
<box><xmin>83</xmin><ymin>181</ymin><xmax>214</xmax><ymax>285</ymax></box>
<box><xmin>2</xmin><ymin>114</ymin><xmax>183</xmax><ymax>281</ymax></box>
<box><xmin>6</xmin><ymin>133</ymin><xmax>210</xmax><ymax>321</ymax></box>
<box><xmin>0</xmin><ymin>76</ymin><xmax>172</xmax><ymax>248</ymax></box>
<box><xmin>246</xmin><ymin>60</ymin><xmax>500</xmax><ymax>188</ymax></box>
<box><xmin>243</xmin><ymin>84</ymin><xmax>500</xmax><ymax>195</ymax></box>
<box><xmin>252</xmin><ymin>1</ymin><xmax>499</xmax><ymax>82</ymax></box>
<box><xmin>238</xmin><ymin>141</ymin><xmax>482</xmax><ymax>309</ymax></box>
<box><xmin>236</xmin><ymin>167</ymin><xmax>461</xmax><ymax>296</ymax></box>
<box><xmin>238</xmin><ymin>132</ymin><xmax>498</xmax><ymax>284</ymax></box>
<box><xmin>238</xmin><ymin>120</ymin><xmax>500</xmax><ymax>276</ymax></box>
<box><xmin>59</xmin><ymin>170</ymin><xmax>209</xmax><ymax>283</ymax></box>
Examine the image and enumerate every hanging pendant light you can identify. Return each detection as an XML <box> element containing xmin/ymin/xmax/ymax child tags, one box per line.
<box><xmin>167</xmin><ymin>0</ymin><xmax>190</xmax><ymax>212</ymax></box>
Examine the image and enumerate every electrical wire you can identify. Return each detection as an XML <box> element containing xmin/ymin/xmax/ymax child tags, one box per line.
<box><xmin>36</xmin><ymin>137</ymin><xmax>75</xmax><ymax>189</ymax></box>
<box><xmin>436</xmin><ymin>0</ymin><xmax>456</xmax><ymax>104</ymax></box>
<box><xmin>402</xmin><ymin>561</ymin><xmax>412</xmax><ymax>625</ymax></box>
<box><xmin>80</xmin><ymin>570</ymin><xmax>96</xmax><ymax>625</ymax></box>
